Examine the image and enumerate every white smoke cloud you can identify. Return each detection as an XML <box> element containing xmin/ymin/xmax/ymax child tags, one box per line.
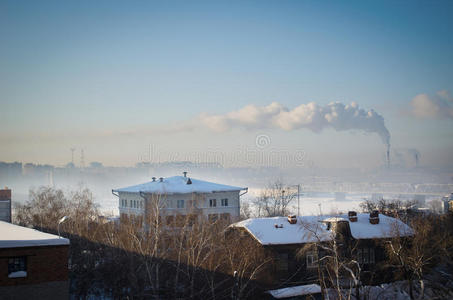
<box><xmin>409</xmin><ymin>90</ymin><xmax>453</xmax><ymax>119</ymax></box>
<box><xmin>200</xmin><ymin>101</ymin><xmax>391</xmax><ymax>146</ymax></box>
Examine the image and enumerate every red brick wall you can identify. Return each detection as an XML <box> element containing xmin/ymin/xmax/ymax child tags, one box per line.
<box><xmin>0</xmin><ymin>245</ymin><xmax>68</xmax><ymax>286</ymax></box>
<box><xmin>0</xmin><ymin>189</ymin><xmax>11</xmax><ymax>200</ymax></box>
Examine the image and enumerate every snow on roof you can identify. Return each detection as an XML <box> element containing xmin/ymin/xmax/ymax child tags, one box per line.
<box><xmin>267</xmin><ymin>284</ymin><xmax>322</xmax><ymax>298</ymax></box>
<box><xmin>230</xmin><ymin>213</ymin><xmax>413</xmax><ymax>245</ymax></box>
<box><xmin>0</xmin><ymin>221</ymin><xmax>70</xmax><ymax>248</ymax></box>
<box><xmin>323</xmin><ymin>217</ymin><xmax>348</xmax><ymax>222</ymax></box>
<box><xmin>113</xmin><ymin>176</ymin><xmax>247</xmax><ymax>194</ymax></box>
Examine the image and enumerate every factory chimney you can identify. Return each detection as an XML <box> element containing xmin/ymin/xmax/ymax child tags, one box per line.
<box><xmin>386</xmin><ymin>146</ymin><xmax>390</xmax><ymax>168</ymax></box>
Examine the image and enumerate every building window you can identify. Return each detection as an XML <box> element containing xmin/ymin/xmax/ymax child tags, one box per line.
<box><xmin>276</xmin><ymin>253</ymin><xmax>289</xmax><ymax>272</ymax></box>
<box><xmin>357</xmin><ymin>248</ymin><xmax>375</xmax><ymax>264</ymax></box>
<box><xmin>306</xmin><ymin>251</ymin><xmax>318</xmax><ymax>269</ymax></box>
<box><xmin>166</xmin><ymin>215</ymin><xmax>174</xmax><ymax>225</ymax></box>
<box><xmin>130</xmin><ymin>200</ymin><xmax>133</xmax><ymax>208</ymax></box>
<box><xmin>220</xmin><ymin>213</ymin><xmax>230</xmax><ymax>222</ymax></box>
<box><xmin>187</xmin><ymin>214</ymin><xmax>197</xmax><ymax>226</ymax></box>
<box><xmin>177</xmin><ymin>200</ymin><xmax>185</xmax><ymax>209</ymax></box>
<box><xmin>175</xmin><ymin>215</ymin><xmax>186</xmax><ymax>227</ymax></box>
<box><xmin>209</xmin><ymin>199</ymin><xmax>217</xmax><ymax>207</ymax></box>
<box><xmin>208</xmin><ymin>214</ymin><xmax>218</xmax><ymax>223</ymax></box>
<box><xmin>221</xmin><ymin>198</ymin><xmax>228</xmax><ymax>206</ymax></box>
<box><xmin>8</xmin><ymin>257</ymin><xmax>27</xmax><ymax>278</ymax></box>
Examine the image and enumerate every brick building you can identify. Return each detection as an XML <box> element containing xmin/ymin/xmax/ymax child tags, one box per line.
<box><xmin>0</xmin><ymin>221</ymin><xmax>70</xmax><ymax>299</ymax></box>
<box><xmin>229</xmin><ymin>212</ymin><xmax>414</xmax><ymax>292</ymax></box>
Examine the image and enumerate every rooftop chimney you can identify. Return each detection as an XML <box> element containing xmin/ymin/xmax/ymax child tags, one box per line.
<box><xmin>369</xmin><ymin>210</ymin><xmax>379</xmax><ymax>225</ymax></box>
<box><xmin>159</xmin><ymin>177</ymin><xmax>163</xmax><ymax>182</ymax></box>
<box><xmin>287</xmin><ymin>215</ymin><xmax>297</xmax><ymax>224</ymax></box>
<box><xmin>152</xmin><ymin>177</ymin><xmax>156</xmax><ymax>182</ymax></box>
<box><xmin>183</xmin><ymin>171</ymin><xmax>187</xmax><ymax>177</ymax></box>
<box><xmin>348</xmin><ymin>211</ymin><xmax>357</xmax><ymax>222</ymax></box>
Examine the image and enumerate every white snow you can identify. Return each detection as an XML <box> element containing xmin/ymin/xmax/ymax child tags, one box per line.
<box><xmin>323</xmin><ymin>217</ymin><xmax>348</xmax><ymax>222</ymax></box>
<box><xmin>8</xmin><ymin>271</ymin><xmax>27</xmax><ymax>278</ymax></box>
<box><xmin>113</xmin><ymin>176</ymin><xmax>246</xmax><ymax>194</ymax></box>
<box><xmin>267</xmin><ymin>284</ymin><xmax>322</xmax><ymax>298</ymax></box>
<box><xmin>231</xmin><ymin>213</ymin><xmax>413</xmax><ymax>245</ymax></box>
<box><xmin>0</xmin><ymin>221</ymin><xmax>70</xmax><ymax>248</ymax></box>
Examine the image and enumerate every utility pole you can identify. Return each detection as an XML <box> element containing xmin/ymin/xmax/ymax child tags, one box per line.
<box><xmin>297</xmin><ymin>184</ymin><xmax>300</xmax><ymax>216</ymax></box>
<box><xmin>80</xmin><ymin>149</ymin><xmax>85</xmax><ymax>168</ymax></box>
<box><xmin>70</xmin><ymin>147</ymin><xmax>75</xmax><ymax>164</ymax></box>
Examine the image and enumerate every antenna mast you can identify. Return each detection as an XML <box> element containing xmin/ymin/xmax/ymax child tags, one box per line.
<box><xmin>70</xmin><ymin>147</ymin><xmax>76</xmax><ymax>164</ymax></box>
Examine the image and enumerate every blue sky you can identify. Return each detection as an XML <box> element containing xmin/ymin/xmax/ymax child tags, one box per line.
<box><xmin>1</xmin><ymin>0</ymin><xmax>453</xmax><ymax>167</ymax></box>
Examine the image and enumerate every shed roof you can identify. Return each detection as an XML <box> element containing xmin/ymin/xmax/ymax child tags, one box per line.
<box><xmin>0</xmin><ymin>221</ymin><xmax>69</xmax><ymax>248</ymax></box>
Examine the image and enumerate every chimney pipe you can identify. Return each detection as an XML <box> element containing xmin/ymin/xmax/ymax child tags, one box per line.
<box><xmin>159</xmin><ymin>177</ymin><xmax>163</xmax><ymax>182</ymax></box>
<box><xmin>348</xmin><ymin>211</ymin><xmax>357</xmax><ymax>222</ymax></box>
<box><xmin>369</xmin><ymin>210</ymin><xmax>379</xmax><ymax>224</ymax></box>
<box><xmin>183</xmin><ymin>171</ymin><xmax>187</xmax><ymax>177</ymax></box>
<box><xmin>152</xmin><ymin>177</ymin><xmax>156</xmax><ymax>182</ymax></box>
<box><xmin>386</xmin><ymin>146</ymin><xmax>390</xmax><ymax>168</ymax></box>
<box><xmin>287</xmin><ymin>215</ymin><xmax>297</xmax><ymax>224</ymax></box>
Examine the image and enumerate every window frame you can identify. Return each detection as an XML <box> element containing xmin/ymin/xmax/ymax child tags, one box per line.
<box><xmin>209</xmin><ymin>198</ymin><xmax>217</xmax><ymax>207</ymax></box>
<box><xmin>221</xmin><ymin>198</ymin><xmax>228</xmax><ymax>206</ymax></box>
<box><xmin>306</xmin><ymin>251</ymin><xmax>318</xmax><ymax>269</ymax></box>
<box><xmin>177</xmin><ymin>199</ymin><xmax>185</xmax><ymax>209</ymax></box>
<box><xmin>8</xmin><ymin>256</ymin><xmax>27</xmax><ymax>278</ymax></box>
<box><xmin>276</xmin><ymin>253</ymin><xmax>289</xmax><ymax>272</ymax></box>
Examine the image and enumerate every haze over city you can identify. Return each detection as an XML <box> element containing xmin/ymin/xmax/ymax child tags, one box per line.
<box><xmin>2</xmin><ymin>2</ymin><xmax>453</xmax><ymax>299</ymax></box>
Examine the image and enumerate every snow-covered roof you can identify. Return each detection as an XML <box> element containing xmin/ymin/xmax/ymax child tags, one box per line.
<box><xmin>0</xmin><ymin>221</ymin><xmax>70</xmax><ymax>248</ymax></box>
<box><xmin>323</xmin><ymin>217</ymin><xmax>348</xmax><ymax>222</ymax></box>
<box><xmin>230</xmin><ymin>213</ymin><xmax>413</xmax><ymax>245</ymax></box>
<box><xmin>113</xmin><ymin>176</ymin><xmax>247</xmax><ymax>194</ymax></box>
<box><xmin>267</xmin><ymin>284</ymin><xmax>322</xmax><ymax>298</ymax></box>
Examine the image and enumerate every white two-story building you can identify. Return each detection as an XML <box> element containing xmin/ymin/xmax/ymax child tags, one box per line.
<box><xmin>112</xmin><ymin>172</ymin><xmax>247</xmax><ymax>225</ymax></box>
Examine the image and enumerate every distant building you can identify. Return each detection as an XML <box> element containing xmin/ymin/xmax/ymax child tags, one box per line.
<box><xmin>112</xmin><ymin>172</ymin><xmax>247</xmax><ymax>225</ymax></box>
<box><xmin>0</xmin><ymin>187</ymin><xmax>11</xmax><ymax>223</ymax></box>
<box><xmin>0</xmin><ymin>221</ymin><xmax>70</xmax><ymax>299</ymax></box>
<box><xmin>442</xmin><ymin>193</ymin><xmax>453</xmax><ymax>213</ymax></box>
<box><xmin>229</xmin><ymin>212</ymin><xmax>413</xmax><ymax>290</ymax></box>
<box><xmin>0</xmin><ymin>162</ymin><xmax>22</xmax><ymax>178</ymax></box>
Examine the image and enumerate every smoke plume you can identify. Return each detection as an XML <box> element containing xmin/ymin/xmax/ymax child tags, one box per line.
<box><xmin>200</xmin><ymin>101</ymin><xmax>391</xmax><ymax>147</ymax></box>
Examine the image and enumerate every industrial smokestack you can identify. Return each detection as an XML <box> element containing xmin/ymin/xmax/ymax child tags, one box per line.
<box><xmin>406</xmin><ymin>148</ymin><xmax>420</xmax><ymax>168</ymax></box>
<box><xmin>387</xmin><ymin>145</ymin><xmax>390</xmax><ymax>168</ymax></box>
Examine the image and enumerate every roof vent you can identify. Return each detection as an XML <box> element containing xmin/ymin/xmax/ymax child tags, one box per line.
<box><xmin>287</xmin><ymin>215</ymin><xmax>297</xmax><ymax>224</ymax></box>
<box><xmin>183</xmin><ymin>171</ymin><xmax>188</xmax><ymax>177</ymax></box>
<box><xmin>274</xmin><ymin>223</ymin><xmax>284</xmax><ymax>228</ymax></box>
<box><xmin>152</xmin><ymin>177</ymin><xmax>156</xmax><ymax>182</ymax></box>
<box><xmin>348</xmin><ymin>211</ymin><xmax>358</xmax><ymax>222</ymax></box>
<box><xmin>159</xmin><ymin>177</ymin><xmax>163</xmax><ymax>182</ymax></box>
<box><xmin>186</xmin><ymin>178</ymin><xmax>192</xmax><ymax>185</ymax></box>
<box><xmin>369</xmin><ymin>210</ymin><xmax>379</xmax><ymax>225</ymax></box>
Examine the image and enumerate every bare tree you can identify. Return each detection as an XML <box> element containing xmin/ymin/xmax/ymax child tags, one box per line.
<box><xmin>253</xmin><ymin>180</ymin><xmax>297</xmax><ymax>217</ymax></box>
<box><xmin>383</xmin><ymin>215</ymin><xmax>450</xmax><ymax>300</ymax></box>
